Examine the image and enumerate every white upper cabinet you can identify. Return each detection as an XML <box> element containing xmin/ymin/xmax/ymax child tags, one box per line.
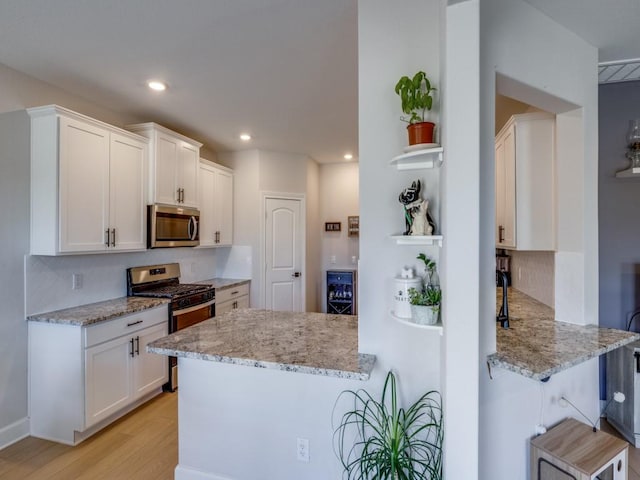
<box><xmin>199</xmin><ymin>159</ymin><xmax>233</xmax><ymax>247</ymax></box>
<box><xmin>495</xmin><ymin>112</ymin><xmax>555</xmax><ymax>251</ymax></box>
<box><xmin>126</xmin><ymin>123</ymin><xmax>202</xmax><ymax>208</ymax></box>
<box><xmin>109</xmin><ymin>133</ymin><xmax>147</xmax><ymax>251</ymax></box>
<box><xmin>29</xmin><ymin>105</ymin><xmax>148</xmax><ymax>255</ymax></box>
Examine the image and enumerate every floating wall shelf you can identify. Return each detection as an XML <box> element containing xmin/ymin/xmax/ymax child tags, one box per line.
<box><xmin>616</xmin><ymin>167</ymin><xmax>640</xmax><ymax>178</ymax></box>
<box><xmin>390</xmin><ymin>146</ymin><xmax>443</xmax><ymax>171</ymax></box>
<box><xmin>390</xmin><ymin>311</ymin><xmax>443</xmax><ymax>335</ymax></box>
<box><xmin>390</xmin><ymin>234</ymin><xmax>443</xmax><ymax>247</ymax></box>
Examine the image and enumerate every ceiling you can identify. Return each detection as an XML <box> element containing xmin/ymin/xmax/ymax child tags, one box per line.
<box><xmin>523</xmin><ymin>0</ymin><xmax>640</xmax><ymax>84</ymax></box>
<box><xmin>0</xmin><ymin>1</ymin><xmax>638</xmax><ymax>164</ymax></box>
<box><xmin>0</xmin><ymin>0</ymin><xmax>358</xmax><ymax>164</ymax></box>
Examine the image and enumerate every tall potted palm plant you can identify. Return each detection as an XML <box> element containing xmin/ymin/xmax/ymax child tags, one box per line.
<box><xmin>333</xmin><ymin>371</ymin><xmax>443</xmax><ymax>479</ymax></box>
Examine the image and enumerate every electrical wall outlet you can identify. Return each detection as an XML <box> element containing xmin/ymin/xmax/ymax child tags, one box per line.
<box><xmin>297</xmin><ymin>437</ymin><xmax>309</xmax><ymax>462</ymax></box>
<box><xmin>330</xmin><ymin>255</ymin><xmax>337</xmax><ymax>264</ymax></box>
<box><xmin>72</xmin><ymin>273</ymin><xmax>83</xmax><ymax>290</ymax></box>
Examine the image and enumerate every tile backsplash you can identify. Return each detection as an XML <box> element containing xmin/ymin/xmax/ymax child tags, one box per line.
<box><xmin>510</xmin><ymin>250</ymin><xmax>555</xmax><ymax>308</ymax></box>
<box><xmin>24</xmin><ymin>247</ymin><xmax>243</xmax><ymax>315</ymax></box>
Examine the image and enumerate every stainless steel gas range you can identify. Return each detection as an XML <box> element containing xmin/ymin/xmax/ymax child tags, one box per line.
<box><xmin>127</xmin><ymin>263</ymin><xmax>215</xmax><ymax>391</ymax></box>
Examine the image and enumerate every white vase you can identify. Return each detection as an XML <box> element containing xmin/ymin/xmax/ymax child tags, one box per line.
<box><xmin>411</xmin><ymin>304</ymin><xmax>439</xmax><ymax>325</ymax></box>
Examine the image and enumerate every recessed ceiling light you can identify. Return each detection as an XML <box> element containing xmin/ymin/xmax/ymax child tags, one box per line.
<box><xmin>239</xmin><ymin>133</ymin><xmax>252</xmax><ymax>141</ymax></box>
<box><xmin>344</xmin><ymin>153</ymin><xmax>353</xmax><ymax>160</ymax></box>
<box><xmin>148</xmin><ymin>80</ymin><xmax>167</xmax><ymax>92</ymax></box>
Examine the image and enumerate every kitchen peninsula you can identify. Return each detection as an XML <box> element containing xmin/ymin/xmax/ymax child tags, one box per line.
<box><xmin>148</xmin><ymin>309</ymin><xmax>376</xmax><ymax>479</ymax></box>
<box><xmin>488</xmin><ymin>289</ymin><xmax>640</xmax><ymax>381</ymax></box>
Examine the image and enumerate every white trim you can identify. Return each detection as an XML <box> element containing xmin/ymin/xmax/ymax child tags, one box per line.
<box><xmin>175</xmin><ymin>465</ymin><xmax>235</xmax><ymax>480</ymax></box>
<box><xmin>0</xmin><ymin>417</ymin><xmax>29</xmax><ymax>450</ymax></box>
<box><xmin>260</xmin><ymin>191</ymin><xmax>306</xmax><ymax>311</ymax></box>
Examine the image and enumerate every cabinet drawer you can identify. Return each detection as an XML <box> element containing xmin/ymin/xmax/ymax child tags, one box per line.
<box><xmin>215</xmin><ymin>295</ymin><xmax>249</xmax><ymax>316</ymax></box>
<box><xmin>215</xmin><ymin>283</ymin><xmax>249</xmax><ymax>304</ymax></box>
<box><xmin>84</xmin><ymin>305</ymin><xmax>168</xmax><ymax>348</ymax></box>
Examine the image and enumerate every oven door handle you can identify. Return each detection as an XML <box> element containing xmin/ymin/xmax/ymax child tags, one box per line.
<box><xmin>172</xmin><ymin>298</ymin><xmax>215</xmax><ymax>316</ymax></box>
<box><xmin>188</xmin><ymin>216</ymin><xmax>198</xmax><ymax>241</ymax></box>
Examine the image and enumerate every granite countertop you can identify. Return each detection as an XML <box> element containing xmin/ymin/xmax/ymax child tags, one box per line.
<box><xmin>487</xmin><ymin>288</ymin><xmax>640</xmax><ymax>381</ymax></box>
<box><xmin>195</xmin><ymin>278</ymin><xmax>250</xmax><ymax>290</ymax></box>
<box><xmin>148</xmin><ymin>308</ymin><xmax>375</xmax><ymax>381</ymax></box>
<box><xmin>27</xmin><ymin>297</ymin><xmax>169</xmax><ymax>326</ymax></box>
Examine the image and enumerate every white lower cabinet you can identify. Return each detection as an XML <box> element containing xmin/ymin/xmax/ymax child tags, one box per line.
<box><xmin>29</xmin><ymin>305</ymin><xmax>168</xmax><ymax>445</ymax></box>
<box><xmin>215</xmin><ymin>283</ymin><xmax>249</xmax><ymax>315</ymax></box>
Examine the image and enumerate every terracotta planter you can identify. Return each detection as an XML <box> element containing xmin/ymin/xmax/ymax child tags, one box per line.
<box><xmin>407</xmin><ymin>121</ymin><xmax>435</xmax><ymax>146</ymax></box>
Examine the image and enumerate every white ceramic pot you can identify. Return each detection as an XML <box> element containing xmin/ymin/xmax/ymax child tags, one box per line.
<box><xmin>411</xmin><ymin>304</ymin><xmax>439</xmax><ymax>325</ymax></box>
<box><xmin>393</xmin><ymin>277</ymin><xmax>423</xmax><ymax>318</ymax></box>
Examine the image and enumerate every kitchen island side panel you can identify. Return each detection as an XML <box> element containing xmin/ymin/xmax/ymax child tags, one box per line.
<box><xmin>175</xmin><ymin>357</ymin><xmax>378</xmax><ymax>480</ymax></box>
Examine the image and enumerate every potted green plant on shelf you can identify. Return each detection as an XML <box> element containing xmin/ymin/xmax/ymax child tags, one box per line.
<box><xmin>395</xmin><ymin>71</ymin><xmax>437</xmax><ymax>146</ymax></box>
<box><xmin>333</xmin><ymin>370</ymin><xmax>443</xmax><ymax>480</ymax></box>
<box><xmin>408</xmin><ymin>286</ymin><xmax>441</xmax><ymax>326</ymax></box>
<box><xmin>417</xmin><ymin>253</ymin><xmax>438</xmax><ymax>287</ymax></box>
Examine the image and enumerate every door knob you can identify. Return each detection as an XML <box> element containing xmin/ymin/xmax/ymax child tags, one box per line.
<box><xmin>292</xmin><ymin>272</ymin><xmax>301</xmax><ymax>278</ymax></box>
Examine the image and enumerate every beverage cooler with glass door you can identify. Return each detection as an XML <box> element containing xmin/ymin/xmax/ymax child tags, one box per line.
<box><xmin>326</xmin><ymin>270</ymin><xmax>357</xmax><ymax>315</ymax></box>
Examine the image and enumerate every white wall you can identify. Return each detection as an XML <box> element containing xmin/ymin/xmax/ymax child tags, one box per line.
<box><xmin>441</xmin><ymin>1</ymin><xmax>481</xmax><ymax>477</ymax></box>
<box><xmin>479</xmin><ymin>0</ymin><xmax>599</xmax><ymax>478</ymax></box>
<box><xmin>220</xmin><ymin>149</ymin><xmax>318</xmax><ymax>310</ymax></box>
<box><xmin>319</xmin><ymin>162</ymin><xmax>359</xmax><ymax>312</ymax></box>
<box><xmin>358</xmin><ymin>0</ymin><xmax>443</xmax><ymax>428</ymax></box>
<box><xmin>0</xmin><ymin>110</ymin><xmax>30</xmax><ymax>447</ymax></box>
<box><xmin>306</xmin><ymin>159</ymin><xmax>321</xmax><ymax>312</ymax></box>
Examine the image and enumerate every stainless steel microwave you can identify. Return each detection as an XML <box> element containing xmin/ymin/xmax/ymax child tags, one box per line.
<box><xmin>148</xmin><ymin>204</ymin><xmax>200</xmax><ymax>248</ymax></box>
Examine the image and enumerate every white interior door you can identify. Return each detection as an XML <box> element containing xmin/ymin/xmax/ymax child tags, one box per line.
<box><xmin>265</xmin><ymin>197</ymin><xmax>303</xmax><ymax>312</ymax></box>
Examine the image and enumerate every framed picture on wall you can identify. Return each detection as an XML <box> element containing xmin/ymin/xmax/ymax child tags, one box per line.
<box><xmin>348</xmin><ymin>216</ymin><xmax>359</xmax><ymax>237</ymax></box>
<box><xmin>325</xmin><ymin>222</ymin><xmax>341</xmax><ymax>232</ymax></box>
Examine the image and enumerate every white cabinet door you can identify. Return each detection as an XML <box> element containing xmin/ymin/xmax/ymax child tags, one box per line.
<box><xmin>216</xmin><ymin>168</ymin><xmax>234</xmax><ymax>245</ymax></box>
<box><xmin>199</xmin><ymin>164</ymin><xmax>216</xmax><ymax>246</ymax></box>
<box><xmin>109</xmin><ymin>132</ymin><xmax>147</xmax><ymax>251</ymax></box>
<box><xmin>155</xmin><ymin>132</ymin><xmax>180</xmax><ymax>205</ymax></box>
<box><xmin>59</xmin><ymin>116</ymin><xmax>110</xmax><ymax>252</ymax></box>
<box><xmin>132</xmin><ymin>323</ymin><xmax>168</xmax><ymax>399</ymax></box>
<box><xmin>216</xmin><ymin>295</ymin><xmax>250</xmax><ymax>316</ymax></box>
<box><xmin>85</xmin><ymin>335</ymin><xmax>133</xmax><ymax>428</ymax></box>
<box><xmin>495</xmin><ymin>113</ymin><xmax>555</xmax><ymax>251</ymax></box>
<box><xmin>495</xmin><ymin>123</ymin><xmax>516</xmax><ymax>248</ymax></box>
<box><xmin>178</xmin><ymin>142</ymin><xmax>200</xmax><ymax>208</ymax></box>
<box><xmin>199</xmin><ymin>161</ymin><xmax>234</xmax><ymax>247</ymax></box>
<box><xmin>127</xmin><ymin>124</ymin><xmax>202</xmax><ymax>207</ymax></box>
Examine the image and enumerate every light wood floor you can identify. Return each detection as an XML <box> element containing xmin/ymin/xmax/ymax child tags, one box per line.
<box><xmin>601</xmin><ymin>419</ymin><xmax>640</xmax><ymax>480</ymax></box>
<box><xmin>0</xmin><ymin>392</ymin><xmax>177</xmax><ymax>480</ymax></box>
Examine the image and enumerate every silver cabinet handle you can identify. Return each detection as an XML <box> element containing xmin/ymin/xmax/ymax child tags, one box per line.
<box><xmin>177</xmin><ymin>188</ymin><xmax>182</xmax><ymax>203</ymax></box>
<box><xmin>126</xmin><ymin>320</ymin><xmax>143</xmax><ymax>327</ymax></box>
<box><xmin>111</xmin><ymin>228</ymin><xmax>116</xmax><ymax>247</ymax></box>
<box><xmin>135</xmin><ymin>336</ymin><xmax>140</xmax><ymax>356</ymax></box>
<box><xmin>188</xmin><ymin>216</ymin><xmax>198</xmax><ymax>241</ymax></box>
<box><xmin>105</xmin><ymin>229</ymin><xmax>110</xmax><ymax>247</ymax></box>
<box><xmin>129</xmin><ymin>338</ymin><xmax>135</xmax><ymax>358</ymax></box>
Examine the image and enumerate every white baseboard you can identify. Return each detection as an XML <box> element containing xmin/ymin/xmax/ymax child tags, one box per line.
<box><xmin>175</xmin><ymin>465</ymin><xmax>235</xmax><ymax>480</ymax></box>
<box><xmin>0</xmin><ymin>417</ymin><xmax>29</xmax><ymax>451</ymax></box>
